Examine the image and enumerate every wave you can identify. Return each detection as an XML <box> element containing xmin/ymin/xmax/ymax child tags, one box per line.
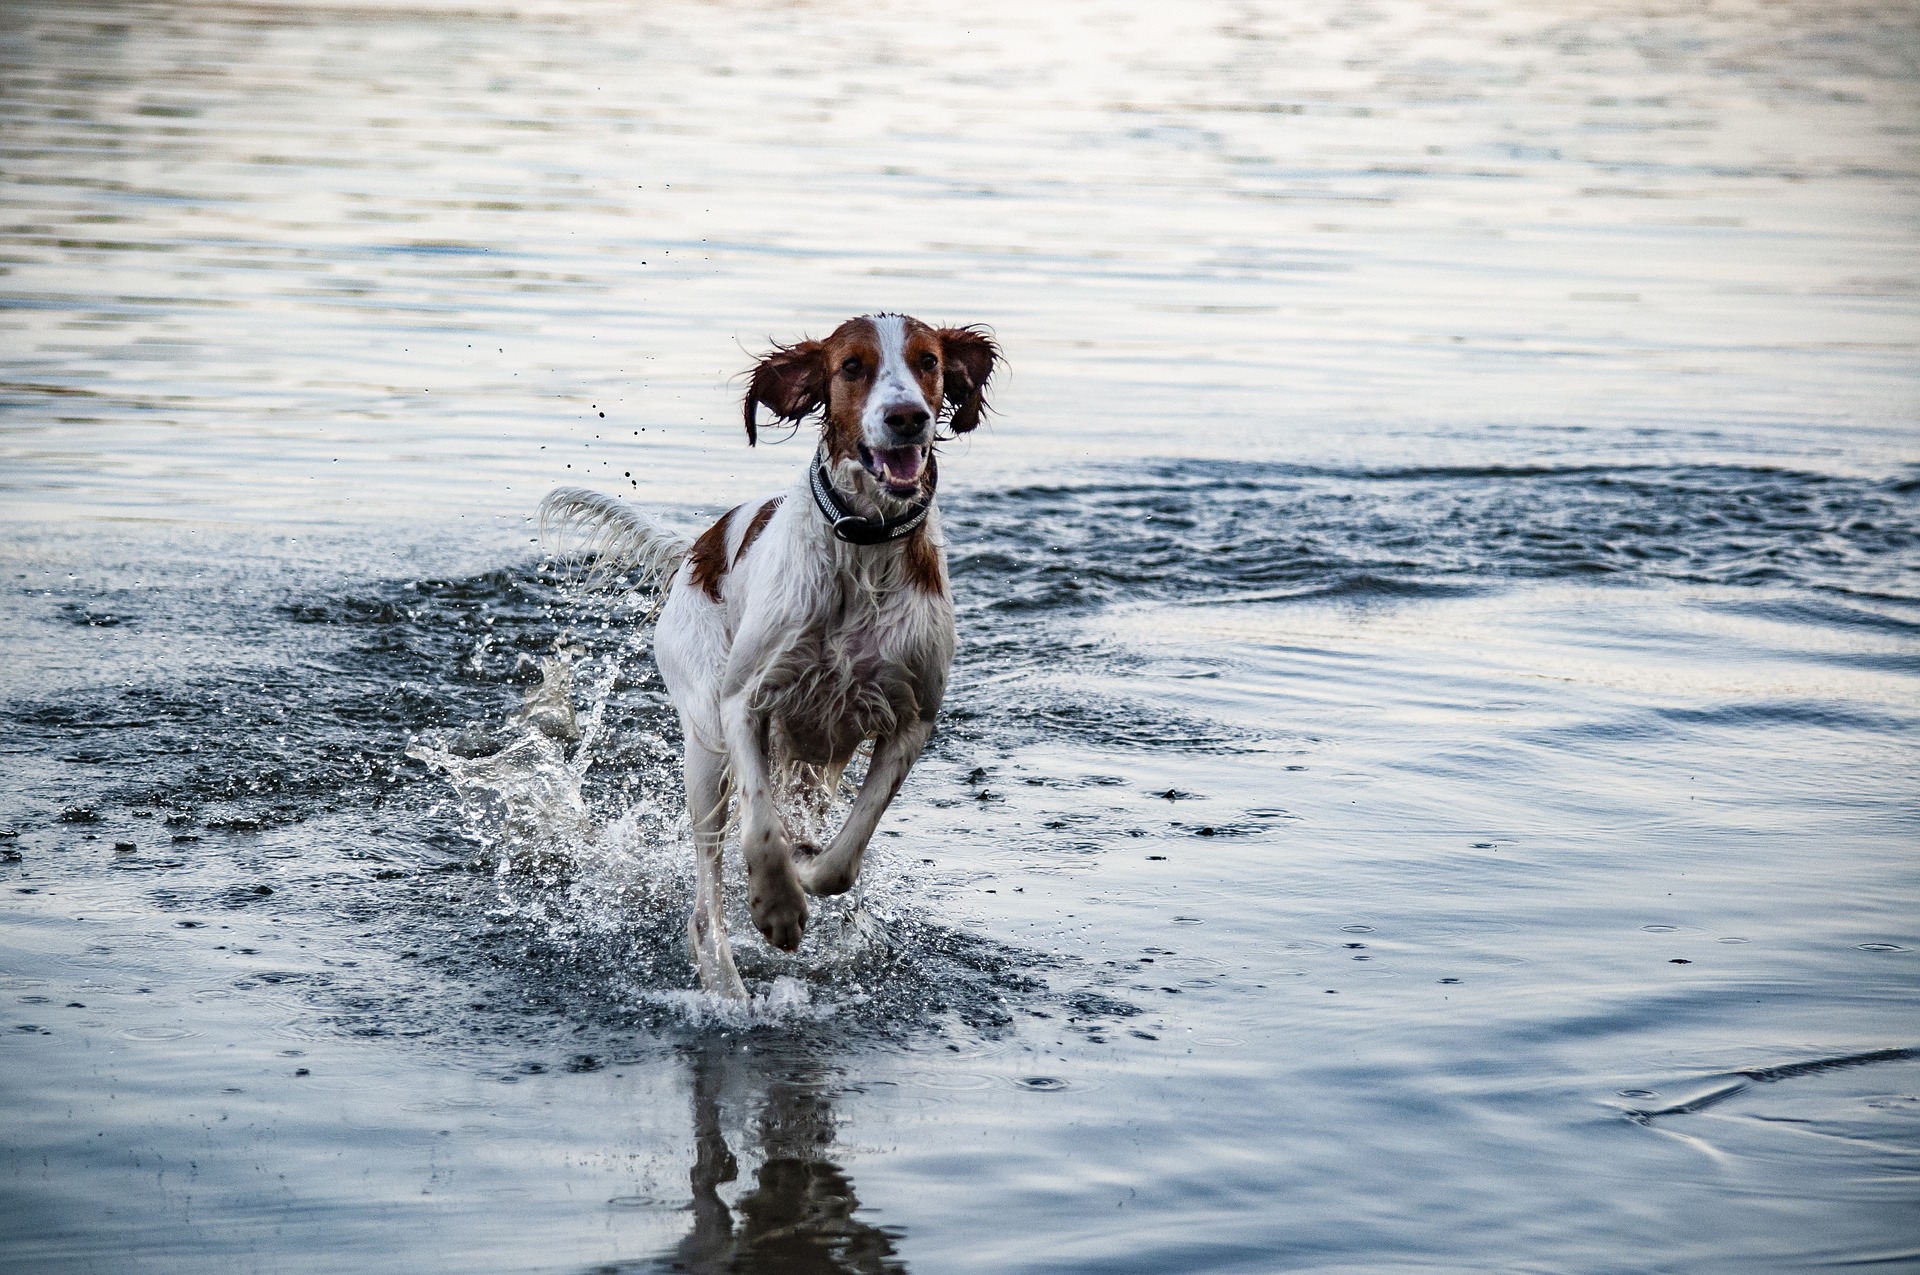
<box><xmin>946</xmin><ymin>460</ymin><xmax>1920</xmax><ymax>612</ymax></box>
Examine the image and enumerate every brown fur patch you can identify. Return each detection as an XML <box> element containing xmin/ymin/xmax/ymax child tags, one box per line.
<box><xmin>818</xmin><ymin>317</ymin><xmax>880</xmax><ymax>466</ymax></box>
<box><xmin>734</xmin><ymin>497</ymin><xmax>782</xmax><ymax>566</ymax></box>
<box><xmin>902</xmin><ymin>525</ymin><xmax>946</xmax><ymax>597</ymax></box>
<box><xmin>688</xmin><ymin>505</ymin><xmax>741</xmax><ymax>602</ymax></box>
<box><xmin>935</xmin><ymin>325</ymin><xmax>999</xmax><ymax>434</ymax></box>
<box><xmin>742</xmin><ymin>340</ymin><xmax>825</xmax><ymax>446</ymax></box>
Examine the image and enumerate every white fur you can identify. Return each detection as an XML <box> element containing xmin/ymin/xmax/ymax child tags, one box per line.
<box><xmin>538</xmin><ymin>485</ymin><xmax>691</xmax><ymax>592</ymax></box>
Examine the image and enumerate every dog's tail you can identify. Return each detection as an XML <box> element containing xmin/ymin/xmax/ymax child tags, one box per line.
<box><xmin>537</xmin><ymin>486</ymin><xmax>692</xmax><ymax>593</ymax></box>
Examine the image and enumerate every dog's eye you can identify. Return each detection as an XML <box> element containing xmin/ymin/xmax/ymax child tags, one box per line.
<box><xmin>919</xmin><ymin>352</ymin><xmax>939</xmax><ymax>373</ymax></box>
<box><xmin>840</xmin><ymin>357</ymin><xmax>864</xmax><ymax>377</ymax></box>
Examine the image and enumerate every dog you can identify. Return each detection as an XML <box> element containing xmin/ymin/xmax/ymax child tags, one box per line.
<box><xmin>540</xmin><ymin>314</ymin><xmax>1000</xmax><ymax>998</ymax></box>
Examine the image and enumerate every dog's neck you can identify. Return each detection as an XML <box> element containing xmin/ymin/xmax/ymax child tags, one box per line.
<box><xmin>813</xmin><ymin>446</ymin><xmax>936</xmax><ymax>544</ymax></box>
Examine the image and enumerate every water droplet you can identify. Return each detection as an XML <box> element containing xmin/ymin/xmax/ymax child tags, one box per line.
<box><xmin>121</xmin><ymin>1025</ymin><xmax>198</xmax><ymax>1041</ymax></box>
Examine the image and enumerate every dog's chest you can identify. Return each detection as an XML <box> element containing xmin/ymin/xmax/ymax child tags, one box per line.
<box><xmin>763</xmin><ymin>581</ymin><xmax>951</xmax><ymax>761</ymax></box>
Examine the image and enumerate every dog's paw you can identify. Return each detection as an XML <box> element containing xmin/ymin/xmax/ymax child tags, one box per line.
<box><xmin>748</xmin><ymin>861</ymin><xmax>808</xmax><ymax>953</ymax></box>
<box><xmin>795</xmin><ymin>853</ymin><xmax>856</xmax><ymax>897</ymax></box>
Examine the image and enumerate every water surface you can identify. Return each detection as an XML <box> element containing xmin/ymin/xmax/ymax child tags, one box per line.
<box><xmin>3</xmin><ymin>1</ymin><xmax>1918</xmax><ymax>1271</ymax></box>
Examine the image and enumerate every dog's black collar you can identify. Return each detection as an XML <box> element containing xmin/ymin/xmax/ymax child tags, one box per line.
<box><xmin>810</xmin><ymin>447</ymin><xmax>936</xmax><ymax>546</ymax></box>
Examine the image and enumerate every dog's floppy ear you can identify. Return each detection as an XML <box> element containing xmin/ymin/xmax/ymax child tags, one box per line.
<box><xmin>936</xmin><ymin>325</ymin><xmax>1000</xmax><ymax>434</ymax></box>
<box><xmin>742</xmin><ymin>339</ymin><xmax>827</xmax><ymax>446</ymax></box>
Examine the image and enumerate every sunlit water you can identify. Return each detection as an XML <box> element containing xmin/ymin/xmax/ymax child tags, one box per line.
<box><xmin>3</xmin><ymin>1</ymin><xmax>1918</xmax><ymax>1271</ymax></box>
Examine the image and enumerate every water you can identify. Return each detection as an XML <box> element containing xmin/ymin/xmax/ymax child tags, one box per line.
<box><xmin>3</xmin><ymin>0</ymin><xmax>1918</xmax><ymax>1270</ymax></box>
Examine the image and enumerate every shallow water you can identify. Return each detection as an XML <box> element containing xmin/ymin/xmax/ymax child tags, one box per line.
<box><xmin>3</xmin><ymin>1</ymin><xmax>1918</xmax><ymax>1271</ymax></box>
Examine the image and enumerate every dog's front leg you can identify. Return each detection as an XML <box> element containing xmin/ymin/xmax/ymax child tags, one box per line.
<box><xmin>719</xmin><ymin>688</ymin><xmax>808</xmax><ymax>952</ymax></box>
<box><xmin>796</xmin><ymin>716</ymin><xmax>935</xmax><ymax>898</ymax></box>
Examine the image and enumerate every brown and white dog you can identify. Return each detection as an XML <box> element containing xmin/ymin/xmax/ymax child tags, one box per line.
<box><xmin>541</xmin><ymin>314</ymin><xmax>1000</xmax><ymax>998</ymax></box>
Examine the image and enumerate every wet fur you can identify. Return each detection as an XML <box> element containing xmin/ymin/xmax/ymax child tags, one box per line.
<box><xmin>539</xmin><ymin>486</ymin><xmax>692</xmax><ymax>592</ymax></box>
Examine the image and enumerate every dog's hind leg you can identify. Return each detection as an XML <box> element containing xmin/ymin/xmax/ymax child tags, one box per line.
<box><xmin>796</xmin><ymin>717</ymin><xmax>934</xmax><ymax>898</ymax></box>
<box><xmin>684</xmin><ymin>739</ymin><xmax>747</xmax><ymax>1000</ymax></box>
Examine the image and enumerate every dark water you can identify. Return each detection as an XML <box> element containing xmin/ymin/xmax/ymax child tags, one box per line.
<box><xmin>4</xmin><ymin>1</ymin><xmax>1919</xmax><ymax>1272</ymax></box>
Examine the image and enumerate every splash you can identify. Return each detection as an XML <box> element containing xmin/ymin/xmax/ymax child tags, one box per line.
<box><xmin>409</xmin><ymin>652</ymin><xmax>612</xmax><ymax>870</ymax></box>
<box><xmin>642</xmin><ymin>975</ymin><xmax>840</xmax><ymax>1028</ymax></box>
<box><xmin>409</xmin><ymin>644</ymin><xmax>691</xmax><ymax>963</ymax></box>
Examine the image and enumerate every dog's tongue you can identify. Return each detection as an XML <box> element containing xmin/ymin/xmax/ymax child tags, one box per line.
<box><xmin>874</xmin><ymin>445</ymin><xmax>925</xmax><ymax>488</ymax></box>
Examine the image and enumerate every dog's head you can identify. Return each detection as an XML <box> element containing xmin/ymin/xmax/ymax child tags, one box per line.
<box><xmin>742</xmin><ymin>314</ymin><xmax>1001</xmax><ymax>497</ymax></box>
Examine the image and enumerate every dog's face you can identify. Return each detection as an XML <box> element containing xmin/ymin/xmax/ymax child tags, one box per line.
<box><xmin>743</xmin><ymin>314</ymin><xmax>1000</xmax><ymax>498</ymax></box>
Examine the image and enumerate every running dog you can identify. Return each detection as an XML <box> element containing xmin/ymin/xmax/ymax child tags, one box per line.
<box><xmin>540</xmin><ymin>314</ymin><xmax>999</xmax><ymax>998</ymax></box>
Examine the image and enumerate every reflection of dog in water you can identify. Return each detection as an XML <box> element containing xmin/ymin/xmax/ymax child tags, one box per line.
<box><xmin>667</xmin><ymin>1042</ymin><xmax>906</xmax><ymax>1275</ymax></box>
<box><xmin>541</xmin><ymin>314</ymin><xmax>1000</xmax><ymax>997</ymax></box>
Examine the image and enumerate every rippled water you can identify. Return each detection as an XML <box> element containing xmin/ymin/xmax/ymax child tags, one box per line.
<box><xmin>3</xmin><ymin>1</ymin><xmax>1918</xmax><ymax>1272</ymax></box>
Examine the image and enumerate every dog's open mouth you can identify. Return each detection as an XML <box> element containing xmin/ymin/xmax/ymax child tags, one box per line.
<box><xmin>858</xmin><ymin>443</ymin><xmax>928</xmax><ymax>497</ymax></box>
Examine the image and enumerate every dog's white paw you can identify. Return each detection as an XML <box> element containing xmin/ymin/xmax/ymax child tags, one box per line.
<box><xmin>796</xmin><ymin>853</ymin><xmax>856</xmax><ymax>898</ymax></box>
<box><xmin>748</xmin><ymin>858</ymin><xmax>808</xmax><ymax>953</ymax></box>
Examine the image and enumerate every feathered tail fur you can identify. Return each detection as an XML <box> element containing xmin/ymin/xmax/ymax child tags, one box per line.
<box><xmin>537</xmin><ymin>486</ymin><xmax>692</xmax><ymax>593</ymax></box>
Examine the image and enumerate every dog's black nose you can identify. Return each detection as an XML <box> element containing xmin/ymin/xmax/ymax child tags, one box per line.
<box><xmin>885</xmin><ymin>406</ymin><xmax>930</xmax><ymax>436</ymax></box>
